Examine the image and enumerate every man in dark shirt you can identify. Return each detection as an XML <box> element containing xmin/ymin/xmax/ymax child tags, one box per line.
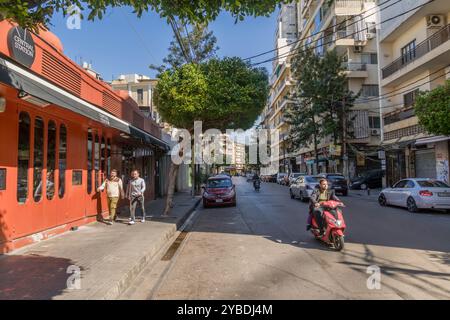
<box><xmin>308</xmin><ymin>178</ymin><xmax>340</xmax><ymax>235</ymax></box>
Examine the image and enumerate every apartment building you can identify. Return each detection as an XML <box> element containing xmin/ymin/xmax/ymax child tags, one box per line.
<box><xmin>378</xmin><ymin>0</ymin><xmax>450</xmax><ymax>186</ymax></box>
<box><xmin>292</xmin><ymin>0</ymin><xmax>382</xmax><ymax>177</ymax></box>
<box><xmin>261</xmin><ymin>2</ymin><xmax>299</xmax><ymax>174</ymax></box>
<box><xmin>111</xmin><ymin>74</ymin><xmax>161</xmax><ymax>123</ymax></box>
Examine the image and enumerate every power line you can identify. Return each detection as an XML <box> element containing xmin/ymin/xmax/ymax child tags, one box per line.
<box><xmin>244</xmin><ymin>0</ymin><xmax>397</xmax><ymax>61</ymax></box>
<box><xmin>251</xmin><ymin>0</ymin><xmax>435</xmax><ymax>67</ymax></box>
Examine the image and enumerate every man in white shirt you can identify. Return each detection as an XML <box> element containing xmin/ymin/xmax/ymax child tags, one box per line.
<box><xmin>126</xmin><ymin>169</ymin><xmax>147</xmax><ymax>225</ymax></box>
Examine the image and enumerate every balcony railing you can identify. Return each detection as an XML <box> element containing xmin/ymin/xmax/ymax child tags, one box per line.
<box><xmin>382</xmin><ymin>25</ymin><xmax>450</xmax><ymax>79</ymax></box>
<box><xmin>342</xmin><ymin>62</ymin><xmax>367</xmax><ymax>71</ymax></box>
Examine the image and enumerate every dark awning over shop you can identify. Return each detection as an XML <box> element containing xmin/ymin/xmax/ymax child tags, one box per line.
<box><xmin>0</xmin><ymin>56</ymin><xmax>169</xmax><ymax>151</ymax></box>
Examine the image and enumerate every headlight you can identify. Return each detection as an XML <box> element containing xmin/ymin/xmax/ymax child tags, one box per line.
<box><xmin>335</xmin><ymin>220</ymin><xmax>342</xmax><ymax>227</ymax></box>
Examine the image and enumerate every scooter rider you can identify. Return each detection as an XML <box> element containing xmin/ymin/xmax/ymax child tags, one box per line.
<box><xmin>308</xmin><ymin>178</ymin><xmax>340</xmax><ymax>235</ymax></box>
<box><xmin>252</xmin><ymin>173</ymin><xmax>260</xmax><ymax>189</ymax></box>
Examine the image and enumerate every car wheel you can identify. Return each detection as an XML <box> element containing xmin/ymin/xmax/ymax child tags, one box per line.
<box><xmin>360</xmin><ymin>183</ymin><xmax>367</xmax><ymax>190</ymax></box>
<box><xmin>290</xmin><ymin>189</ymin><xmax>295</xmax><ymax>199</ymax></box>
<box><xmin>342</xmin><ymin>190</ymin><xmax>348</xmax><ymax>196</ymax></box>
<box><xmin>407</xmin><ymin>197</ymin><xmax>419</xmax><ymax>213</ymax></box>
<box><xmin>378</xmin><ymin>193</ymin><xmax>387</xmax><ymax>206</ymax></box>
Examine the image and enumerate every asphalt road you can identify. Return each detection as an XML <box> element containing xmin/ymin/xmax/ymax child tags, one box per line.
<box><xmin>123</xmin><ymin>177</ymin><xmax>450</xmax><ymax>300</ymax></box>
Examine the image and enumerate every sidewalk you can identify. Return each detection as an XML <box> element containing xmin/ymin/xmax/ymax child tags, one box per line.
<box><xmin>0</xmin><ymin>192</ymin><xmax>200</xmax><ymax>300</ymax></box>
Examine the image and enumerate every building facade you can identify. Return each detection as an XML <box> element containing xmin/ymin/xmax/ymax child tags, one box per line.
<box><xmin>0</xmin><ymin>22</ymin><xmax>169</xmax><ymax>253</ymax></box>
<box><xmin>378</xmin><ymin>0</ymin><xmax>450</xmax><ymax>186</ymax></box>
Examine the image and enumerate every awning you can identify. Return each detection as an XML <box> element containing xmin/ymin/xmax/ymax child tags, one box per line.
<box><xmin>0</xmin><ymin>56</ymin><xmax>170</xmax><ymax>151</ymax></box>
<box><xmin>415</xmin><ymin>136</ymin><xmax>450</xmax><ymax>146</ymax></box>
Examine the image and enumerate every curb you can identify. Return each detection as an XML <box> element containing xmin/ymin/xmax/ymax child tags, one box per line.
<box><xmin>93</xmin><ymin>197</ymin><xmax>201</xmax><ymax>300</ymax></box>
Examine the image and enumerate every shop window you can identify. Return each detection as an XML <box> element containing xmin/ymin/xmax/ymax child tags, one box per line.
<box><xmin>101</xmin><ymin>137</ymin><xmax>106</xmax><ymax>175</ymax></box>
<box><xmin>107</xmin><ymin>138</ymin><xmax>111</xmax><ymax>176</ymax></box>
<box><xmin>46</xmin><ymin>121</ymin><xmax>56</xmax><ymax>200</ymax></box>
<box><xmin>33</xmin><ymin>117</ymin><xmax>44</xmax><ymax>202</ymax></box>
<box><xmin>72</xmin><ymin>170</ymin><xmax>82</xmax><ymax>185</ymax></box>
<box><xmin>59</xmin><ymin>124</ymin><xmax>67</xmax><ymax>198</ymax></box>
<box><xmin>87</xmin><ymin>131</ymin><xmax>93</xmax><ymax>194</ymax></box>
<box><xmin>0</xmin><ymin>168</ymin><xmax>6</xmax><ymax>190</ymax></box>
<box><xmin>94</xmin><ymin>135</ymin><xmax>100</xmax><ymax>190</ymax></box>
<box><xmin>17</xmin><ymin>112</ymin><xmax>31</xmax><ymax>203</ymax></box>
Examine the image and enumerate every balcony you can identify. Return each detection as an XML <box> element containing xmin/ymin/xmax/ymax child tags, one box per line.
<box><xmin>382</xmin><ymin>25</ymin><xmax>450</xmax><ymax>79</ymax></box>
<box><xmin>335</xmin><ymin>0</ymin><xmax>370</xmax><ymax>16</ymax></box>
<box><xmin>342</xmin><ymin>62</ymin><xmax>368</xmax><ymax>78</ymax></box>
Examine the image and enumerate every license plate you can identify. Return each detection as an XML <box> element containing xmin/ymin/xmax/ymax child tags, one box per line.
<box><xmin>438</xmin><ymin>192</ymin><xmax>450</xmax><ymax>197</ymax></box>
<box><xmin>216</xmin><ymin>199</ymin><xmax>223</xmax><ymax>203</ymax></box>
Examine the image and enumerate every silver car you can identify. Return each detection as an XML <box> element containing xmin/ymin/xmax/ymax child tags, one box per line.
<box><xmin>378</xmin><ymin>178</ymin><xmax>450</xmax><ymax>213</ymax></box>
<box><xmin>289</xmin><ymin>175</ymin><xmax>320</xmax><ymax>202</ymax></box>
<box><xmin>288</xmin><ymin>172</ymin><xmax>306</xmax><ymax>186</ymax></box>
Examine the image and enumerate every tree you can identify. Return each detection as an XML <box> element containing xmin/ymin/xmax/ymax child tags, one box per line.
<box><xmin>150</xmin><ymin>23</ymin><xmax>219</xmax><ymax>73</ymax></box>
<box><xmin>1</xmin><ymin>0</ymin><xmax>283</xmax><ymax>31</ymax></box>
<box><xmin>415</xmin><ymin>79</ymin><xmax>450</xmax><ymax>136</ymax></box>
<box><xmin>286</xmin><ymin>49</ymin><xmax>357</xmax><ymax>174</ymax></box>
<box><xmin>154</xmin><ymin>57</ymin><xmax>268</xmax><ymax>214</ymax></box>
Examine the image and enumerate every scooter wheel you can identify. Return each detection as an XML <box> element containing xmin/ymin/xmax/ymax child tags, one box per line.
<box><xmin>333</xmin><ymin>235</ymin><xmax>345</xmax><ymax>251</ymax></box>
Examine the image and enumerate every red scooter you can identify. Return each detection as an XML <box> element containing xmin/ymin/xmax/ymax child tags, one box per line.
<box><xmin>311</xmin><ymin>200</ymin><xmax>346</xmax><ymax>251</ymax></box>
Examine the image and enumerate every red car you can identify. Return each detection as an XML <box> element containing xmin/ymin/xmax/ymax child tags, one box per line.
<box><xmin>202</xmin><ymin>175</ymin><xmax>237</xmax><ymax>208</ymax></box>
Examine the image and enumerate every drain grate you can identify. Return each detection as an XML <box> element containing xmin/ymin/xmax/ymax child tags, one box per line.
<box><xmin>161</xmin><ymin>231</ymin><xmax>188</xmax><ymax>261</ymax></box>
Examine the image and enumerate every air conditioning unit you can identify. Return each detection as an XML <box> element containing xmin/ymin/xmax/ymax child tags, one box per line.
<box><xmin>353</xmin><ymin>46</ymin><xmax>363</xmax><ymax>53</ymax></box>
<box><xmin>427</xmin><ymin>15</ymin><xmax>445</xmax><ymax>28</ymax></box>
<box><xmin>371</xmin><ymin>129</ymin><xmax>381</xmax><ymax>136</ymax></box>
<box><xmin>365</xmin><ymin>33</ymin><xmax>375</xmax><ymax>40</ymax></box>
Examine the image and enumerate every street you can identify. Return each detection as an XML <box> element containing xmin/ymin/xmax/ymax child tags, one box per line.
<box><xmin>123</xmin><ymin>177</ymin><xmax>450</xmax><ymax>300</ymax></box>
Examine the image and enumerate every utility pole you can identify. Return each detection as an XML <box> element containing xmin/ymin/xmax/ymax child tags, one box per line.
<box><xmin>342</xmin><ymin>97</ymin><xmax>349</xmax><ymax>181</ymax></box>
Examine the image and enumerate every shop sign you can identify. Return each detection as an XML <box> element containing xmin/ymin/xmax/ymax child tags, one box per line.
<box><xmin>99</xmin><ymin>113</ymin><xmax>110</xmax><ymax>126</ymax></box>
<box><xmin>357</xmin><ymin>153</ymin><xmax>365</xmax><ymax>166</ymax></box>
<box><xmin>8</xmin><ymin>26</ymin><xmax>35</xmax><ymax>68</ymax></box>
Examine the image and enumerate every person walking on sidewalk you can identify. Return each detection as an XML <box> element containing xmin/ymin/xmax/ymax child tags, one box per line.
<box><xmin>126</xmin><ymin>169</ymin><xmax>146</xmax><ymax>225</ymax></box>
<box><xmin>97</xmin><ymin>169</ymin><xmax>125</xmax><ymax>225</ymax></box>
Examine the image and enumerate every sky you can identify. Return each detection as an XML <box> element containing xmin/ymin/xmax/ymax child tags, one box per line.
<box><xmin>48</xmin><ymin>7</ymin><xmax>278</xmax><ymax>81</ymax></box>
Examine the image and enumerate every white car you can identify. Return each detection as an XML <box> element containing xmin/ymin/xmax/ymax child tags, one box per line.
<box><xmin>290</xmin><ymin>175</ymin><xmax>321</xmax><ymax>201</ymax></box>
<box><xmin>378</xmin><ymin>178</ymin><xmax>450</xmax><ymax>213</ymax></box>
<box><xmin>276</xmin><ymin>173</ymin><xmax>288</xmax><ymax>185</ymax></box>
<box><xmin>288</xmin><ymin>173</ymin><xmax>306</xmax><ymax>186</ymax></box>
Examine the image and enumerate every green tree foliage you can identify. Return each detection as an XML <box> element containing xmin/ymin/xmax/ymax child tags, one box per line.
<box><xmin>414</xmin><ymin>79</ymin><xmax>450</xmax><ymax>136</ymax></box>
<box><xmin>150</xmin><ymin>23</ymin><xmax>219</xmax><ymax>73</ymax></box>
<box><xmin>0</xmin><ymin>0</ymin><xmax>285</xmax><ymax>31</ymax></box>
<box><xmin>154</xmin><ymin>57</ymin><xmax>269</xmax><ymax>132</ymax></box>
<box><xmin>286</xmin><ymin>49</ymin><xmax>357</xmax><ymax>170</ymax></box>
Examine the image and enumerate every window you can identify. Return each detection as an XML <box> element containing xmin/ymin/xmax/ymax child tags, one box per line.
<box><xmin>0</xmin><ymin>168</ymin><xmax>6</xmax><ymax>190</ymax></box>
<box><xmin>17</xmin><ymin>112</ymin><xmax>31</xmax><ymax>203</ymax></box>
<box><xmin>137</xmin><ymin>89</ymin><xmax>144</xmax><ymax>105</ymax></box>
<box><xmin>46</xmin><ymin>121</ymin><xmax>56</xmax><ymax>200</ymax></box>
<box><xmin>58</xmin><ymin>124</ymin><xmax>67</xmax><ymax>198</ymax></box>
<box><xmin>401</xmin><ymin>40</ymin><xmax>416</xmax><ymax>64</ymax></box>
<box><xmin>87</xmin><ymin>131</ymin><xmax>93</xmax><ymax>194</ymax></box>
<box><xmin>33</xmin><ymin>117</ymin><xmax>44</xmax><ymax>202</ymax></box>
<box><xmin>361</xmin><ymin>53</ymin><xmax>378</xmax><ymax>64</ymax></box>
<box><xmin>403</xmin><ymin>90</ymin><xmax>419</xmax><ymax>107</ymax></box>
<box><xmin>72</xmin><ymin>170</ymin><xmax>82</xmax><ymax>185</ymax></box>
<box><xmin>94</xmin><ymin>134</ymin><xmax>100</xmax><ymax>190</ymax></box>
<box><xmin>107</xmin><ymin>139</ymin><xmax>111</xmax><ymax>176</ymax></box>
<box><xmin>405</xmin><ymin>180</ymin><xmax>415</xmax><ymax>188</ymax></box>
<box><xmin>369</xmin><ymin>116</ymin><xmax>380</xmax><ymax>129</ymax></box>
<box><xmin>393</xmin><ymin>180</ymin><xmax>407</xmax><ymax>188</ymax></box>
<box><xmin>361</xmin><ymin>85</ymin><xmax>379</xmax><ymax>97</ymax></box>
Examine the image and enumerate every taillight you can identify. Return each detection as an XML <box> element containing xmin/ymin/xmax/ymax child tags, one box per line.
<box><xmin>419</xmin><ymin>190</ymin><xmax>433</xmax><ymax>197</ymax></box>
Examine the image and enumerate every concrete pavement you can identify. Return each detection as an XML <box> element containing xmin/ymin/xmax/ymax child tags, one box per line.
<box><xmin>0</xmin><ymin>192</ymin><xmax>200</xmax><ymax>300</ymax></box>
<box><xmin>126</xmin><ymin>177</ymin><xmax>450</xmax><ymax>300</ymax></box>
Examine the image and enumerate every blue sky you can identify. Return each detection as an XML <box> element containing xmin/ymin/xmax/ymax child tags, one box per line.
<box><xmin>48</xmin><ymin>7</ymin><xmax>278</xmax><ymax>81</ymax></box>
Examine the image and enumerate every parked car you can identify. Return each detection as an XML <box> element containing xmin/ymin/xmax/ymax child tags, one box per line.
<box><xmin>350</xmin><ymin>169</ymin><xmax>383</xmax><ymax>190</ymax></box>
<box><xmin>277</xmin><ymin>173</ymin><xmax>288</xmax><ymax>185</ymax></box>
<box><xmin>317</xmin><ymin>173</ymin><xmax>348</xmax><ymax>196</ymax></box>
<box><xmin>203</xmin><ymin>175</ymin><xmax>237</xmax><ymax>208</ymax></box>
<box><xmin>290</xmin><ymin>175</ymin><xmax>321</xmax><ymax>201</ymax></box>
<box><xmin>378</xmin><ymin>178</ymin><xmax>450</xmax><ymax>213</ymax></box>
<box><xmin>288</xmin><ymin>172</ymin><xmax>306</xmax><ymax>186</ymax></box>
<box><xmin>268</xmin><ymin>174</ymin><xmax>277</xmax><ymax>183</ymax></box>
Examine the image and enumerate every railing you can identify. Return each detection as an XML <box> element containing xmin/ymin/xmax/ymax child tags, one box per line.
<box><xmin>382</xmin><ymin>25</ymin><xmax>450</xmax><ymax>79</ymax></box>
<box><xmin>342</xmin><ymin>62</ymin><xmax>367</xmax><ymax>71</ymax></box>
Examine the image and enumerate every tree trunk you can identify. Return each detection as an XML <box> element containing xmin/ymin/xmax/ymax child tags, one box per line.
<box><xmin>163</xmin><ymin>162</ymin><xmax>180</xmax><ymax>216</ymax></box>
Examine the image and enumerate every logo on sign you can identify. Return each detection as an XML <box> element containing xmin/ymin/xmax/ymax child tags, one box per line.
<box><xmin>7</xmin><ymin>26</ymin><xmax>35</xmax><ymax>68</ymax></box>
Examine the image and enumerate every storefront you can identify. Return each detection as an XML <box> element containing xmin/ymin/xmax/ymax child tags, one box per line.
<box><xmin>0</xmin><ymin>22</ymin><xmax>169</xmax><ymax>252</ymax></box>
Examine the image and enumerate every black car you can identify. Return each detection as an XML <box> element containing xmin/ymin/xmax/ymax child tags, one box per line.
<box><xmin>350</xmin><ymin>169</ymin><xmax>383</xmax><ymax>190</ymax></box>
<box><xmin>318</xmin><ymin>173</ymin><xmax>348</xmax><ymax>196</ymax></box>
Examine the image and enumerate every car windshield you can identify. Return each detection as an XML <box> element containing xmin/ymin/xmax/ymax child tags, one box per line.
<box><xmin>305</xmin><ymin>176</ymin><xmax>319</xmax><ymax>183</ymax></box>
<box><xmin>417</xmin><ymin>180</ymin><xmax>450</xmax><ymax>188</ymax></box>
<box><xmin>328</xmin><ymin>175</ymin><xmax>345</xmax><ymax>180</ymax></box>
<box><xmin>208</xmin><ymin>179</ymin><xmax>232</xmax><ymax>188</ymax></box>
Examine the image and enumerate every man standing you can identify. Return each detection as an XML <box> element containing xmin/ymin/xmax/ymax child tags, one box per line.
<box><xmin>97</xmin><ymin>169</ymin><xmax>124</xmax><ymax>225</ymax></box>
<box><xmin>126</xmin><ymin>169</ymin><xmax>147</xmax><ymax>225</ymax></box>
<box><xmin>308</xmin><ymin>178</ymin><xmax>340</xmax><ymax>235</ymax></box>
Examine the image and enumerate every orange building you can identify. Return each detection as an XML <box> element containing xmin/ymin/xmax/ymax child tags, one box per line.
<box><xmin>0</xmin><ymin>21</ymin><xmax>169</xmax><ymax>253</ymax></box>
